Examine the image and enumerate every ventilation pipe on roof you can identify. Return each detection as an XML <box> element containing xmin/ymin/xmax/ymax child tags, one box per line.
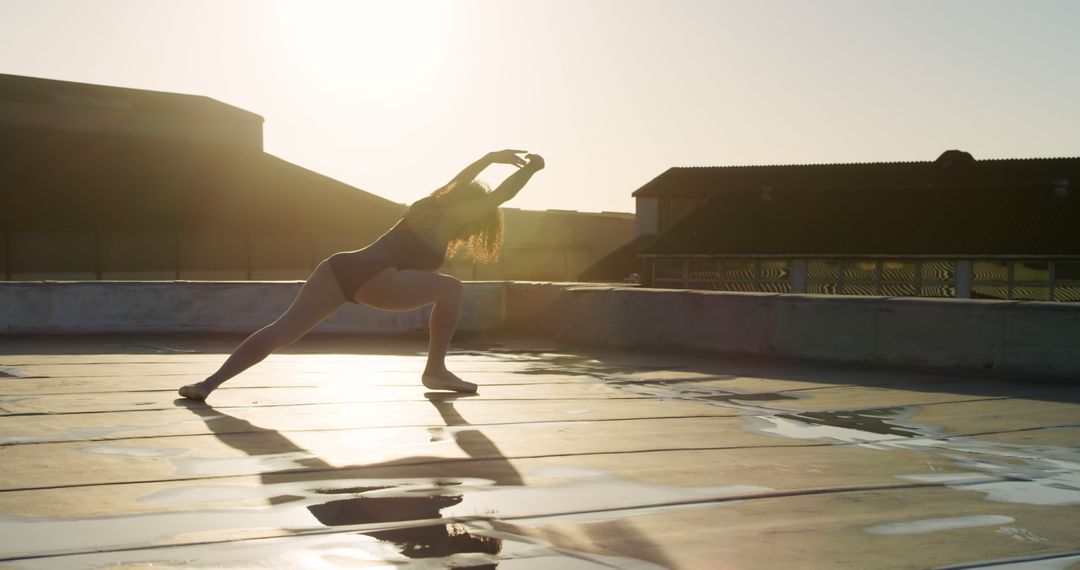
<box><xmin>760</xmin><ymin>184</ymin><xmax>773</xmax><ymax>202</ymax></box>
<box><xmin>1053</xmin><ymin>178</ymin><xmax>1070</xmax><ymax>198</ymax></box>
<box><xmin>934</xmin><ymin>150</ymin><xmax>976</xmax><ymax>168</ymax></box>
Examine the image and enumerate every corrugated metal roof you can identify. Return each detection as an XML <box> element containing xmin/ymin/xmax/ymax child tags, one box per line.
<box><xmin>631</xmin><ymin>152</ymin><xmax>1080</xmax><ymax>199</ymax></box>
<box><xmin>642</xmin><ymin>180</ymin><xmax>1080</xmax><ymax>257</ymax></box>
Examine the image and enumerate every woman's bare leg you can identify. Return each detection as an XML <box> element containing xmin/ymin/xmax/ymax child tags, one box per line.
<box><xmin>179</xmin><ymin>260</ymin><xmax>346</xmax><ymax>401</ymax></box>
<box><xmin>355</xmin><ymin>268</ymin><xmax>474</xmax><ymax>392</ymax></box>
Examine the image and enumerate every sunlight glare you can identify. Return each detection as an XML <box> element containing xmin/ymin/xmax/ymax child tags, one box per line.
<box><xmin>273</xmin><ymin>0</ymin><xmax>449</xmax><ymax>99</ymax></box>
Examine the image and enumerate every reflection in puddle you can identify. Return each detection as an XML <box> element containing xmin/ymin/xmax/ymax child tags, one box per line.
<box><xmin>9</xmin><ymin>527</ymin><xmax>664</xmax><ymax>570</ymax></box>
<box><xmin>748</xmin><ymin>414</ymin><xmax>902</xmax><ymax>445</ymax></box>
<box><xmin>308</xmin><ymin>493</ymin><xmax>505</xmax><ymax>563</ymax></box>
<box><xmin>777</xmin><ymin>407</ymin><xmax>926</xmax><ymax>438</ymax></box>
<box><xmin>3</xmin><ymin>469</ymin><xmax>748</xmax><ymax>568</ymax></box>
<box><xmin>310</xmin><ymin>494</ymin><xmax>465</xmax><ymax>525</ymax></box>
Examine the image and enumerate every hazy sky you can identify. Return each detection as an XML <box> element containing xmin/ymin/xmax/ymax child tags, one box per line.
<box><xmin>2</xmin><ymin>0</ymin><xmax>1078</xmax><ymax>212</ymax></box>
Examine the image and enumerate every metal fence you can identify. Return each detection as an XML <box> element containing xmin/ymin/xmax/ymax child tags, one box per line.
<box><xmin>650</xmin><ymin>257</ymin><xmax>1080</xmax><ymax>302</ymax></box>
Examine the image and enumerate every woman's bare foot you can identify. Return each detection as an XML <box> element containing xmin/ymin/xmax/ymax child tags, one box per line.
<box><xmin>422</xmin><ymin>368</ymin><xmax>477</xmax><ymax>393</ymax></box>
<box><xmin>178</xmin><ymin>381</ymin><xmax>213</xmax><ymax>401</ymax></box>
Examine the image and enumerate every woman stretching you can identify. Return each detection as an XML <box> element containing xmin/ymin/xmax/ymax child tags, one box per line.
<box><xmin>178</xmin><ymin>149</ymin><xmax>544</xmax><ymax>401</ymax></box>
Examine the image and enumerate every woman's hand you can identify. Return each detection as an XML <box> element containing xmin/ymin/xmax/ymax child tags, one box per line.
<box><xmin>523</xmin><ymin>153</ymin><xmax>545</xmax><ymax>171</ymax></box>
<box><xmin>487</xmin><ymin>149</ymin><xmax>528</xmax><ymax>167</ymax></box>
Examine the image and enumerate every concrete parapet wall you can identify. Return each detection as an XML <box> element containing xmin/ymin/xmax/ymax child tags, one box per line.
<box><xmin>0</xmin><ymin>281</ymin><xmax>504</xmax><ymax>334</ymax></box>
<box><xmin>501</xmin><ymin>281</ymin><xmax>583</xmax><ymax>335</ymax></box>
<box><xmin>557</xmin><ymin>287</ymin><xmax>1080</xmax><ymax>380</ymax></box>
<box><xmin>3</xmin><ymin>281</ymin><xmax>1079</xmax><ymax>379</ymax></box>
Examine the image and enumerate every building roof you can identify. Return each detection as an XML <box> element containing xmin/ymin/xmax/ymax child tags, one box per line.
<box><xmin>0</xmin><ymin>73</ymin><xmax>261</xmax><ymax>121</ymax></box>
<box><xmin>642</xmin><ymin>174</ymin><xmax>1080</xmax><ymax>257</ymax></box>
<box><xmin>631</xmin><ymin>151</ymin><xmax>1080</xmax><ymax>199</ymax></box>
<box><xmin>0</xmin><ymin>128</ymin><xmax>404</xmax><ymax>234</ymax></box>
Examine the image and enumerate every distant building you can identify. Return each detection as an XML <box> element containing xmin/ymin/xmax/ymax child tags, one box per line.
<box><xmin>0</xmin><ymin>74</ymin><xmax>633</xmax><ymax>282</ymax></box>
<box><xmin>443</xmin><ymin>208</ymin><xmax>635</xmax><ymax>282</ymax></box>
<box><xmin>582</xmin><ymin>150</ymin><xmax>1080</xmax><ymax>302</ymax></box>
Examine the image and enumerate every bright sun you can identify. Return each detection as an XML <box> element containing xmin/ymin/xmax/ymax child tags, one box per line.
<box><xmin>273</xmin><ymin>0</ymin><xmax>448</xmax><ymax>95</ymax></box>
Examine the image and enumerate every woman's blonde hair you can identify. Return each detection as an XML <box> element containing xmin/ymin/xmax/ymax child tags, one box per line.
<box><xmin>428</xmin><ymin>180</ymin><xmax>504</xmax><ymax>263</ymax></box>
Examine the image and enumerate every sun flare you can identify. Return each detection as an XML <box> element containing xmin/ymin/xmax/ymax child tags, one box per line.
<box><xmin>273</xmin><ymin>0</ymin><xmax>448</xmax><ymax>95</ymax></box>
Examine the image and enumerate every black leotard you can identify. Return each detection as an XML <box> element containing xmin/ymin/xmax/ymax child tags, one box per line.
<box><xmin>326</xmin><ymin>202</ymin><xmax>448</xmax><ymax>303</ymax></box>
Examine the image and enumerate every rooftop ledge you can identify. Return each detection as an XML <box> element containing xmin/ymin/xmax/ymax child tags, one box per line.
<box><xmin>2</xmin><ymin>280</ymin><xmax>1079</xmax><ymax>380</ymax></box>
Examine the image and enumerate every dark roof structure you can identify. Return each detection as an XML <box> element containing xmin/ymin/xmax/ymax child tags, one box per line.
<box><xmin>0</xmin><ymin>73</ymin><xmax>259</xmax><ymax>121</ymax></box>
<box><xmin>584</xmin><ymin>151</ymin><xmax>1080</xmax><ymax>281</ymax></box>
<box><xmin>0</xmin><ymin>128</ymin><xmax>404</xmax><ymax>233</ymax></box>
<box><xmin>0</xmin><ymin>73</ymin><xmax>405</xmax><ymax>239</ymax></box>
<box><xmin>642</xmin><ymin>175</ymin><xmax>1080</xmax><ymax>257</ymax></box>
<box><xmin>632</xmin><ymin>151</ymin><xmax>1080</xmax><ymax>199</ymax></box>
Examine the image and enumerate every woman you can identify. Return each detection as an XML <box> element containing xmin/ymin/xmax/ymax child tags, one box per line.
<box><xmin>178</xmin><ymin>149</ymin><xmax>544</xmax><ymax>401</ymax></box>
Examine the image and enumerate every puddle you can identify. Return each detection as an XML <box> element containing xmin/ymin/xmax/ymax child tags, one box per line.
<box><xmin>746</xmin><ymin>414</ymin><xmax>906</xmax><ymax>445</ymax></box>
<box><xmin>747</xmin><ymin>411</ymin><xmax>1080</xmax><ymax>509</ymax></box>
<box><xmin>1</xmin><ymin>469</ymin><xmax>760</xmax><ymax>568</ymax></box>
<box><xmin>6</xmin><ymin>526</ymin><xmax>666</xmax><ymax>570</ymax></box>
<box><xmin>139</xmin><ymin>484</ymin><xmax>284</xmax><ymax>505</ymax></box>
<box><xmin>603</xmin><ymin>378</ymin><xmax>802</xmax><ymax>411</ymax></box>
<box><xmin>512</xmin><ymin>352</ymin><xmax>797</xmax><ymax>413</ymax></box>
<box><xmin>314</xmin><ymin>485</ymin><xmax>396</xmax><ymax>495</ymax></box>
<box><xmin>310</xmin><ymin>474</ymin><xmax>769</xmax><ymax>527</ymax></box>
<box><xmin>0</xmin><ymin>503</ymin><xmax>319</xmax><ymax>558</ymax></box>
<box><xmin>168</xmin><ymin>451</ymin><xmax>321</xmax><ymax>477</ymax></box>
<box><xmin>73</xmin><ymin>442</ymin><xmax>323</xmax><ymax>478</ymax></box>
<box><xmin>703</xmin><ymin>392</ymin><xmax>797</xmax><ymax>404</ymax></box>
<box><xmin>894</xmin><ymin>473</ymin><xmax>997</xmax><ymax>484</ymax></box>
<box><xmin>950</xmin><ymin>477</ymin><xmax>1080</xmax><ymax>506</ymax></box>
<box><xmin>518</xmin><ymin>355</ymin><xmax>660</xmax><ymax>379</ymax></box>
<box><xmin>510</xmin><ymin>352</ymin><xmax>1080</xmax><ymax>517</ymax></box>
<box><xmin>997</xmin><ymin>527</ymin><xmax>1050</xmax><ymax>543</ymax></box>
<box><xmin>936</xmin><ymin>552</ymin><xmax>1080</xmax><ymax>570</ymax></box>
<box><xmin>897</xmin><ymin>441</ymin><xmax>1080</xmax><ymax>507</ymax></box>
<box><xmin>864</xmin><ymin>514</ymin><xmax>1014</xmax><ymax>535</ymax></box>
<box><xmin>777</xmin><ymin>407</ymin><xmax>927</xmax><ymax>438</ymax></box>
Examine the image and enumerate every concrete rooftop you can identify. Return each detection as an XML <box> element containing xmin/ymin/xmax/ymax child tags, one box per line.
<box><xmin>1</xmin><ymin>334</ymin><xmax>1079</xmax><ymax>569</ymax></box>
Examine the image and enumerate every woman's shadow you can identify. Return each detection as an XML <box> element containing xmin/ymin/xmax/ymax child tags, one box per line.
<box><xmin>176</xmin><ymin>392</ymin><xmax>520</xmax><ymax>564</ymax></box>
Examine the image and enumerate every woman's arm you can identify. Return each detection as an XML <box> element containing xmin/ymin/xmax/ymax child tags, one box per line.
<box><xmin>488</xmin><ymin>153</ymin><xmax>544</xmax><ymax>204</ymax></box>
<box><xmin>442</xmin><ymin>154</ymin><xmax>545</xmax><ymax>226</ymax></box>
<box><xmin>447</xmin><ymin>149</ymin><xmax>527</xmax><ymax>187</ymax></box>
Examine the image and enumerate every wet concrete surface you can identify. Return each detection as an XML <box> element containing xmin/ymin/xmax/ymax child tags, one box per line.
<box><xmin>1</xmin><ymin>334</ymin><xmax>1079</xmax><ymax>569</ymax></box>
